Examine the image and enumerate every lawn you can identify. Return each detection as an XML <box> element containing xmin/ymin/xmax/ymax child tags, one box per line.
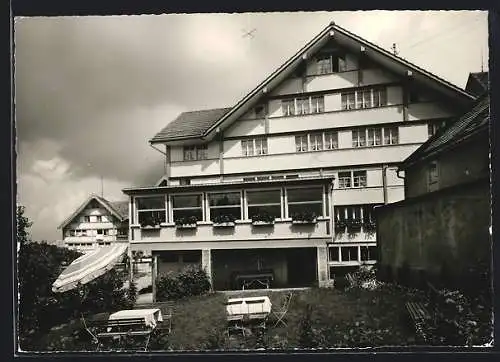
<box><xmin>35</xmin><ymin>286</ymin><xmax>420</xmax><ymax>351</ymax></box>
<box><xmin>147</xmin><ymin>287</ymin><xmax>417</xmax><ymax>350</ymax></box>
<box><xmin>40</xmin><ymin>288</ymin><xmax>415</xmax><ymax>351</ymax></box>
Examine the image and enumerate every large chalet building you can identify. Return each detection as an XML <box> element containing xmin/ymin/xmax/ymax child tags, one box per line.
<box><xmin>122</xmin><ymin>21</ymin><xmax>474</xmax><ymax>295</ymax></box>
<box><xmin>58</xmin><ymin>194</ymin><xmax>129</xmax><ymax>252</ymax></box>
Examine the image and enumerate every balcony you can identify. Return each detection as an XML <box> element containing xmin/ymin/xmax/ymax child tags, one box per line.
<box><xmin>131</xmin><ymin>217</ymin><xmax>330</xmax><ymax>244</ymax></box>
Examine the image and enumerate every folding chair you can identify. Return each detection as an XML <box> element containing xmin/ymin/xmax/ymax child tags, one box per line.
<box><xmin>272</xmin><ymin>292</ymin><xmax>293</xmax><ymax>328</ymax></box>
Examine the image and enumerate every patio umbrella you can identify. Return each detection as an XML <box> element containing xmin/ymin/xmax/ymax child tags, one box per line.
<box><xmin>52</xmin><ymin>244</ymin><xmax>128</xmax><ymax>293</ymax></box>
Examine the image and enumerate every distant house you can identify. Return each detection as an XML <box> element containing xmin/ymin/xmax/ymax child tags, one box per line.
<box><xmin>376</xmin><ymin>73</ymin><xmax>490</xmax><ymax>293</ymax></box>
<box><xmin>464</xmin><ymin>71</ymin><xmax>489</xmax><ymax>98</ymax></box>
<box><xmin>58</xmin><ymin>194</ymin><xmax>129</xmax><ymax>252</ymax></box>
<box><xmin>122</xmin><ymin>21</ymin><xmax>475</xmax><ymax>297</ymax></box>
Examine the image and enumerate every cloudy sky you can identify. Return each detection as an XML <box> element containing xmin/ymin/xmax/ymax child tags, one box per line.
<box><xmin>14</xmin><ymin>10</ymin><xmax>489</xmax><ymax>241</ymax></box>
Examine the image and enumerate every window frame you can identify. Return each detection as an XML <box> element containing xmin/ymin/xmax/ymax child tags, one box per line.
<box><xmin>206</xmin><ymin>190</ymin><xmax>243</xmax><ymax>222</ymax></box>
<box><xmin>183</xmin><ymin>144</ymin><xmax>208</xmax><ymax>161</ymax></box>
<box><xmin>136</xmin><ymin>195</ymin><xmax>167</xmax><ymax>226</ymax></box>
<box><xmin>170</xmin><ymin>193</ymin><xmax>204</xmax><ymax>224</ymax></box>
<box><xmin>324</xmin><ymin>131</ymin><xmax>338</xmax><ymax>150</ymax></box>
<box><xmin>285</xmin><ymin>185</ymin><xmax>325</xmax><ymax>219</ymax></box>
<box><xmin>242</xmin><ymin>138</ymin><xmax>268</xmax><ymax>157</ymax></box>
<box><xmin>383</xmin><ymin>127</ymin><xmax>399</xmax><ymax>145</ymax></box>
<box><xmin>245</xmin><ymin>187</ymin><xmax>283</xmax><ymax>221</ymax></box>
<box><xmin>282</xmin><ymin>99</ymin><xmax>296</xmax><ymax>116</ymax></box>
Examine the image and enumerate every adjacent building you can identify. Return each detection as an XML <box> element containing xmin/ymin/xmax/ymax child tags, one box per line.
<box><xmin>122</xmin><ymin>21</ymin><xmax>474</xmax><ymax>296</ymax></box>
<box><xmin>376</xmin><ymin>72</ymin><xmax>490</xmax><ymax>293</ymax></box>
<box><xmin>58</xmin><ymin>194</ymin><xmax>129</xmax><ymax>252</ymax></box>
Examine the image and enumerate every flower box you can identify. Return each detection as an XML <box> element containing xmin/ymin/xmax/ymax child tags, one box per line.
<box><xmin>213</xmin><ymin>222</ymin><xmax>236</xmax><ymax>228</ymax></box>
<box><xmin>251</xmin><ymin>220</ymin><xmax>275</xmax><ymax>226</ymax></box>
<box><xmin>176</xmin><ymin>223</ymin><xmax>197</xmax><ymax>229</ymax></box>
<box><xmin>292</xmin><ymin>218</ymin><xmax>318</xmax><ymax>225</ymax></box>
<box><xmin>141</xmin><ymin>225</ymin><xmax>161</xmax><ymax>230</ymax></box>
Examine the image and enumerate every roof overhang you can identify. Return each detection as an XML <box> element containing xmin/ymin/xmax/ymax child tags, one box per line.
<box><xmin>122</xmin><ymin>176</ymin><xmax>335</xmax><ymax>196</ymax></box>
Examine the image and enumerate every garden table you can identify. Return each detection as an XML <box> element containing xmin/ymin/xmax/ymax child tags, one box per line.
<box><xmin>234</xmin><ymin>270</ymin><xmax>274</xmax><ymax>290</ymax></box>
<box><xmin>226</xmin><ymin>296</ymin><xmax>272</xmax><ymax>335</ymax></box>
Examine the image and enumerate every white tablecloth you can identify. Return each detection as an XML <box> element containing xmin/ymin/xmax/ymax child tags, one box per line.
<box><xmin>226</xmin><ymin>296</ymin><xmax>272</xmax><ymax>316</ymax></box>
<box><xmin>109</xmin><ymin>308</ymin><xmax>163</xmax><ymax>328</ymax></box>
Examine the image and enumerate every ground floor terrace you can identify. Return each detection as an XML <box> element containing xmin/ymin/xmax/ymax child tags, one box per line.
<box><xmin>130</xmin><ymin>240</ymin><xmax>378</xmax><ymax>300</ymax></box>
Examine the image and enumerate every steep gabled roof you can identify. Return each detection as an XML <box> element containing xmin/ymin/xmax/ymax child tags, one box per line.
<box><xmin>150</xmin><ymin>21</ymin><xmax>475</xmax><ymax>145</ymax></box>
<box><xmin>399</xmin><ymin>94</ymin><xmax>489</xmax><ymax>170</ymax></box>
<box><xmin>58</xmin><ymin>194</ymin><xmax>129</xmax><ymax>229</ymax></box>
<box><xmin>465</xmin><ymin>71</ymin><xmax>489</xmax><ymax>97</ymax></box>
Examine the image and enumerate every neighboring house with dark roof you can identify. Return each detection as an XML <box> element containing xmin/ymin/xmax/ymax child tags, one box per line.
<box><xmin>465</xmin><ymin>71</ymin><xmax>489</xmax><ymax>98</ymax></box>
<box><xmin>58</xmin><ymin>194</ymin><xmax>129</xmax><ymax>252</ymax></box>
<box><xmin>122</xmin><ymin>21</ymin><xmax>475</xmax><ymax>297</ymax></box>
<box><xmin>376</xmin><ymin>93</ymin><xmax>490</xmax><ymax>294</ymax></box>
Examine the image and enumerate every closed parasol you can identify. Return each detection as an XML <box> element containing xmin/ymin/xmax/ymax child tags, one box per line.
<box><xmin>52</xmin><ymin>244</ymin><xmax>128</xmax><ymax>293</ymax></box>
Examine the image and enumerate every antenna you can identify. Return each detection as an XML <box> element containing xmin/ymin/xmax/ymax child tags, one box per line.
<box><xmin>392</xmin><ymin>43</ymin><xmax>399</xmax><ymax>56</ymax></box>
<box><xmin>101</xmin><ymin>175</ymin><xmax>104</xmax><ymax>198</ymax></box>
<box><xmin>481</xmin><ymin>48</ymin><xmax>484</xmax><ymax>72</ymax></box>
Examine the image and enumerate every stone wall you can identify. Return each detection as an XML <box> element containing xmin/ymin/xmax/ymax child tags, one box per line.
<box><xmin>376</xmin><ymin>179</ymin><xmax>491</xmax><ymax>294</ymax></box>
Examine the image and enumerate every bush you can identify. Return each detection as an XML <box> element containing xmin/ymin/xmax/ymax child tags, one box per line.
<box><xmin>156</xmin><ymin>266</ymin><xmax>211</xmax><ymax>301</ymax></box>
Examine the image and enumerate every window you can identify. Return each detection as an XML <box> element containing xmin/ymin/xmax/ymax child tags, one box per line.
<box><xmin>362</xmin><ymin>204</ymin><xmax>377</xmax><ymax>222</ymax></box>
<box><xmin>353</xmin><ymin>171</ymin><xmax>367</xmax><ymax>188</ymax></box>
<box><xmin>243</xmin><ymin>176</ymin><xmax>256</xmax><ymax>182</ymax></box>
<box><xmin>316</xmin><ymin>54</ymin><xmax>347</xmax><ymax>74</ymax></box>
<box><xmin>97</xmin><ymin>229</ymin><xmax>104</xmax><ymax>235</ymax></box>
<box><xmin>338</xmin><ymin>172</ymin><xmax>352</xmax><ymax>189</ymax></box>
<box><xmin>208</xmin><ymin>192</ymin><xmax>241</xmax><ymax>221</ymax></box>
<box><xmin>338</xmin><ymin>171</ymin><xmax>367</xmax><ymax>189</ymax></box>
<box><xmin>311</xmin><ymin>96</ymin><xmax>325</xmax><ymax>113</ymax></box>
<box><xmin>180</xmin><ymin>178</ymin><xmax>191</xmax><ymax>186</ymax></box>
<box><xmin>360</xmin><ymin>246</ymin><xmax>377</xmax><ymax>261</ymax></box>
<box><xmin>247</xmin><ymin>189</ymin><xmax>282</xmax><ymax>220</ymax></box>
<box><xmin>96</xmin><ymin>216</ymin><xmax>102</xmax><ymax>223</ymax></box>
<box><xmin>242</xmin><ymin>138</ymin><xmax>268</xmax><ymax>156</ymax></box>
<box><xmin>354</xmin><ymin>127</ymin><xmax>398</xmax><ymax>147</ymax></box>
<box><xmin>341</xmin><ymin>247</ymin><xmax>359</xmax><ymax>262</ymax></box>
<box><xmin>172</xmin><ymin>194</ymin><xmax>203</xmax><ymax>223</ymax></box>
<box><xmin>341</xmin><ymin>92</ymin><xmax>356</xmax><ymax>110</ymax></box>
<box><xmin>317</xmin><ymin>56</ymin><xmax>332</xmax><ymax>74</ymax></box>
<box><xmin>255</xmin><ymin>105</ymin><xmax>265</xmax><ymax>118</ymax></box>
<box><xmin>428</xmin><ymin>121</ymin><xmax>447</xmax><ymax>138</ymax></box>
<box><xmin>384</xmin><ymin>127</ymin><xmax>399</xmax><ymax>145</ymax></box>
<box><xmin>118</xmin><ymin>228</ymin><xmax>127</xmax><ymax>236</ymax></box>
<box><xmin>282</xmin><ymin>99</ymin><xmax>295</xmax><ymax>116</ymax></box>
<box><xmin>342</xmin><ymin>87</ymin><xmax>387</xmax><ymax>110</ymax></box>
<box><xmin>310</xmin><ymin>133</ymin><xmax>323</xmax><ymax>151</ymax></box>
<box><xmin>352</xmin><ymin>129</ymin><xmax>366</xmax><ymax>148</ymax></box>
<box><xmin>255</xmin><ymin>138</ymin><xmax>268</xmax><ymax>155</ymax></box>
<box><xmin>325</xmin><ymin>132</ymin><xmax>338</xmax><ymax>150</ymax></box>
<box><xmin>367</xmin><ymin>128</ymin><xmax>382</xmax><ymax>146</ymax></box>
<box><xmin>241</xmin><ymin>139</ymin><xmax>254</xmax><ymax>156</ymax></box>
<box><xmin>183</xmin><ymin>145</ymin><xmax>208</xmax><ymax>161</ymax></box>
<box><xmin>296</xmin><ymin>98</ymin><xmax>310</xmax><ymax>115</ymax></box>
<box><xmin>182</xmin><ymin>251</ymin><xmax>201</xmax><ymax>263</ymax></box>
<box><xmin>287</xmin><ymin>187</ymin><xmax>323</xmax><ymax>217</ymax></box>
<box><xmin>295</xmin><ymin>135</ymin><xmax>308</xmax><ymax>152</ymax></box>
<box><xmin>329</xmin><ymin>247</ymin><xmax>340</xmax><ymax>262</ymax></box>
<box><xmin>137</xmin><ymin>197</ymin><xmax>166</xmax><ymax>226</ymax></box>
<box><xmin>282</xmin><ymin>96</ymin><xmax>325</xmax><ymax>117</ymax></box>
<box><xmin>373</xmin><ymin>87</ymin><xmax>387</xmax><ymax>107</ymax></box>
<box><xmin>83</xmin><ymin>216</ymin><xmax>90</xmax><ymax>222</ymax></box>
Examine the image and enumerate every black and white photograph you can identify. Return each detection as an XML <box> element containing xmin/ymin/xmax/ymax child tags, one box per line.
<box><xmin>14</xmin><ymin>10</ymin><xmax>493</xmax><ymax>352</ymax></box>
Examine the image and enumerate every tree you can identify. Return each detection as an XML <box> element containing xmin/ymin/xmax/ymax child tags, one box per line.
<box><xmin>17</xmin><ymin>205</ymin><xmax>33</xmax><ymax>246</ymax></box>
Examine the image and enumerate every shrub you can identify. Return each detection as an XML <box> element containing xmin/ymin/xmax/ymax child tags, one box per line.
<box><xmin>291</xmin><ymin>210</ymin><xmax>317</xmax><ymax>223</ymax></box>
<box><xmin>156</xmin><ymin>266</ymin><xmax>211</xmax><ymax>301</ymax></box>
<box><xmin>175</xmin><ymin>216</ymin><xmax>198</xmax><ymax>227</ymax></box>
<box><xmin>251</xmin><ymin>212</ymin><xmax>275</xmax><ymax>223</ymax></box>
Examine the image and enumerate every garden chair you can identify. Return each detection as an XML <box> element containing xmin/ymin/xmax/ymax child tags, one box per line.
<box><xmin>272</xmin><ymin>292</ymin><xmax>293</xmax><ymax>328</ymax></box>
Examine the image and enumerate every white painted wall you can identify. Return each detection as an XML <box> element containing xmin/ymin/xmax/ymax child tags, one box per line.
<box><xmin>399</xmin><ymin>124</ymin><xmax>428</xmax><ymax>144</ymax></box>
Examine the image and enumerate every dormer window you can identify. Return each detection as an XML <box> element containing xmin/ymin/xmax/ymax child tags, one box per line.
<box><xmin>316</xmin><ymin>53</ymin><xmax>347</xmax><ymax>74</ymax></box>
<box><xmin>183</xmin><ymin>144</ymin><xmax>208</xmax><ymax>161</ymax></box>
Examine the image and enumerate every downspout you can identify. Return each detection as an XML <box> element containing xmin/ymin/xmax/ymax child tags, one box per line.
<box><xmin>382</xmin><ymin>165</ymin><xmax>389</xmax><ymax>205</ymax></box>
<box><xmin>150</xmin><ymin>143</ymin><xmax>170</xmax><ymax>185</ymax></box>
